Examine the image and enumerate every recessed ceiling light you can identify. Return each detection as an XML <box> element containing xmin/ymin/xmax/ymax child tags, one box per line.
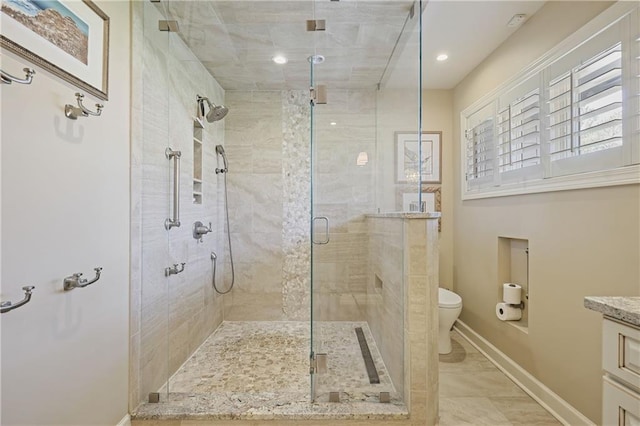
<box><xmin>330</xmin><ymin>122</ymin><xmax>337</xmax><ymax>126</ymax></box>
<box><xmin>436</xmin><ymin>54</ymin><xmax>448</xmax><ymax>62</ymax></box>
<box><xmin>272</xmin><ymin>55</ymin><xmax>288</xmax><ymax>65</ymax></box>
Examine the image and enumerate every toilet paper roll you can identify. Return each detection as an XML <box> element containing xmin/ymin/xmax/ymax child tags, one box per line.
<box><xmin>496</xmin><ymin>302</ymin><xmax>522</xmax><ymax>321</ymax></box>
<box><xmin>503</xmin><ymin>283</ymin><xmax>522</xmax><ymax>305</ymax></box>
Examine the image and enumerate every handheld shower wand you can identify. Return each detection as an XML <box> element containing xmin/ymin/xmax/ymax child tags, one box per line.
<box><xmin>215</xmin><ymin>145</ymin><xmax>228</xmax><ymax>174</ymax></box>
<box><xmin>212</xmin><ymin>144</ymin><xmax>235</xmax><ymax>294</ymax></box>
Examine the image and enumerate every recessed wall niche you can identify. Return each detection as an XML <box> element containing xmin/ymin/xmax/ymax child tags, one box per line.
<box><xmin>498</xmin><ymin>237</ymin><xmax>529</xmax><ymax>332</ymax></box>
<box><xmin>193</xmin><ymin>120</ymin><xmax>203</xmax><ymax>204</ymax></box>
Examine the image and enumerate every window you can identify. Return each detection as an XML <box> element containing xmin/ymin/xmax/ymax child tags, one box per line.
<box><xmin>462</xmin><ymin>3</ymin><xmax>639</xmax><ymax>199</ymax></box>
<box><xmin>465</xmin><ymin>103</ymin><xmax>495</xmax><ymax>187</ymax></box>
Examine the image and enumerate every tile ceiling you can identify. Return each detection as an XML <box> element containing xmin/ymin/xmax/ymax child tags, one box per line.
<box><xmin>164</xmin><ymin>0</ymin><xmax>417</xmax><ymax>90</ymax></box>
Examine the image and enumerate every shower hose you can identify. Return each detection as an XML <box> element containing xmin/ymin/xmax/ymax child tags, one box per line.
<box><xmin>211</xmin><ymin>171</ymin><xmax>235</xmax><ymax>294</ymax></box>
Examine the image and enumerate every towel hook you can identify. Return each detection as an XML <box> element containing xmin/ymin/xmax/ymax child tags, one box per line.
<box><xmin>65</xmin><ymin>93</ymin><xmax>103</xmax><ymax>120</ymax></box>
<box><xmin>63</xmin><ymin>267</ymin><xmax>103</xmax><ymax>291</ymax></box>
<box><xmin>1</xmin><ymin>286</ymin><xmax>35</xmax><ymax>314</ymax></box>
<box><xmin>1</xmin><ymin>68</ymin><xmax>35</xmax><ymax>85</ymax></box>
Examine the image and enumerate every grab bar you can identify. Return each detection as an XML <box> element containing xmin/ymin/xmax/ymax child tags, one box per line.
<box><xmin>164</xmin><ymin>147</ymin><xmax>182</xmax><ymax>230</ymax></box>
<box><xmin>1</xmin><ymin>286</ymin><xmax>35</xmax><ymax>314</ymax></box>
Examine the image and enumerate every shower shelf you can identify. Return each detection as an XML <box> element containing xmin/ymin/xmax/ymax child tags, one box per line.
<box><xmin>193</xmin><ymin>121</ymin><xmax>203</xmax><ymax>204</ymax></box>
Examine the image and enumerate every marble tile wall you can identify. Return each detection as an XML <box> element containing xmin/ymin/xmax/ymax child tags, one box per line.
<box><xmin>366</xmin><ymin>215</ymin><xmax>440</xmax><ymax>424</ymax></box>
<box><xmin>223</xmin><ymin>89</ymin><xmax>376</xmax><ymax>322</ymax></box>
<box><xmin>366</xmin><ymin>217</ymin><xmax>405</xmax><ymax>393</ymax></box>
<box><xmin>131</xmin><ymin>1</ymin><xmax>227</xmax><ymax>408</ymax></box>
<box><xmin>282</xmin><ymin>90</ymin><xmax>312</xmax><ymax>320</ymax></box>
<box><xmin>311</xmin><ymin>89</ymin><xmax>377</xmax><ymax>322</ymax></box>
<box><xmin>223</xmin><ymin>91</ymin><xmax>286</xmax><ymax>319</ymax></box>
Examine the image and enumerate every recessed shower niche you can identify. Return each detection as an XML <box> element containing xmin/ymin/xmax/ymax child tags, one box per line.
<box><xmin>193</xmin><ymin>119</ymin><xmax>203</xmax><ymax>204</ymax></box>
<box><xmin>498</xmin><ymin>237</ymin><xmax>529</xmax><ymax>331</ymax></box>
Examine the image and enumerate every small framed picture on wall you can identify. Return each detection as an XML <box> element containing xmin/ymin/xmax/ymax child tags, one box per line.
<box><xmin>395</xmin><ymin>131</ymin><xmax>442</xmax><ymax>183</ymax></box>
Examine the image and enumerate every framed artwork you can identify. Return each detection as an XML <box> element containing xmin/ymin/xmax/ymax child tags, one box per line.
<box><xmin>1</xmin><ymin>0</ymin><xmax>110</xmax><ymax>100</ymax></box>
<box><xmin>395</xmin><ymin>131</ymin><xmax>442</xmax><ymax>183</ymax></box>
<box><xmin>401</xmin><ymin>187</ymin><xmax>442</xmax><ymax>231</ymax></box>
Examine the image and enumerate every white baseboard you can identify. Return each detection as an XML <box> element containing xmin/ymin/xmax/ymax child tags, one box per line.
<box><xmin>116</xmin><ymin>414</ymin><xmax>131</xmax><ymax>426</ymax></box>
<box><xmin>453</xmin><ymin>320</ymin><xmax>595</xmax><ymax>426</ymax></box>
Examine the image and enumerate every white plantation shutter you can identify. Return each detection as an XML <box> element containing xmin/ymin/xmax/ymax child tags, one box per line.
<box><xmin>497</xmin><ymin>74</ymin><xmax>543</xmax><ymax>184</ymax></box>
<box><xmin>632</xmin><ymin>33</ymin><xmax>640</xmax><ymax>164</ymax></box>
<box><xmin>462</xmin><ymin>4</ymin><xmax>640</xmax><ymax>199</ymax></box>
<box><xmin>548</xmin><ymin>42</ymin><xmax>625</xmax><ymax>176</ymax></box>
<box><xmin>465</xmin><ymin>103</ymin><xmax>495</xmax><ymax>190</ymax></box>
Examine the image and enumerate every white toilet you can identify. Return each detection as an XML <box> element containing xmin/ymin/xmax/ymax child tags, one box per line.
<box><xmin>438</xmin><ymin>288</ymin><xmax>462</xmax><ymax>354</ymax></box>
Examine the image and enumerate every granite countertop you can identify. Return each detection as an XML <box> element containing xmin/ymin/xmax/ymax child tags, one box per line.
<box><xmin>584</xmin><ymin>297</ymin><xmax>640</xmax><ymax>327</ymax></box>
<box><xmin>366</xmin><ymin>212</ymin><xmax>441</xmax><ymax>219</ymax></box>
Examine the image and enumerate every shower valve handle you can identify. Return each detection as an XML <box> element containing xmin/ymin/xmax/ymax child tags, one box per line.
<box><xmin>193</xmin><ymin>221</ymin><xmax>212</xmax><ymax>241</ymax></box>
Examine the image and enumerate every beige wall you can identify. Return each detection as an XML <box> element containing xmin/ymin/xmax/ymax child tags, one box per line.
<box><xmin>376</xmin><ymin>89</ymin><xmax>454</xmax><ymax>288</ymax></box>
<box><xmin>424</xmin><ymin>91</ymin><xmax>454</xmax><ymax>289</ymax></box>
<box><xmin>451</xmin><ymin>1</ymin><xmax>639</xmax><ymax>423</ymax></box>
<box><xmin>0</xmin><ymin>1</ymin><xmax>130</xmax><ymax>424</ymax></box>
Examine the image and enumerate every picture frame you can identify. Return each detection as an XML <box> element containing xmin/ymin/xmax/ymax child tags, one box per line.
<box><xmin>395</xmin><ymin>131</ymin><xmax>442</xmax><ymax>183</ymax></box>
<box><xmin>1</xmin><ymin>0</ymin><xmax>110</xmax><ymax>100</ymax></box>
<box><xmin>401</xmin><ymin>187</ymin><xmax>441</xmax><ymax>231</ymax></box>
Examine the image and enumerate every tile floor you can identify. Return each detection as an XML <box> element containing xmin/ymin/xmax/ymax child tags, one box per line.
<box><xmin>137</xmin><ymin>321</ymin><xmax>404</xmax><ymax>420</ymax></box>
<box><xmin>139</xmin><ymin>322</ymin><xmax>562</xmax><ymax>424</ymax></box>
<box><xmin>439</xmin><ymin>330</ymin><xmax>562</xmax><ymax>425</ymax></box>
<box><xmin>163</xmin><ymin>321</ymin><xmax>397</xmax><ymax>402</ymax></box>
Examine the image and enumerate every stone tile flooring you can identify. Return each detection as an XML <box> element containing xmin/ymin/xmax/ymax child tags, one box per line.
<box><xmin>439</xmin><ymin>330</ymin><xmax>562</xmax><ymax>425</ymax></box>
<box><xmin>136</xmin><ymin>321</ymin><xmax>406</xmax><ymax>420</ymax></box>
<box><xmin>164</xmin><ymin>321</ymin><xmax>309</xmax><ymax>395</ymax></box>
<box><xmin>139</xmin><ymin>323</ymin><xmax>563</xmax><ymax>424</ymax></box>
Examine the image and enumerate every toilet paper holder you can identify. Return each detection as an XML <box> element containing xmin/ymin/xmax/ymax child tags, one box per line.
<box><xmin>509</xmin><ymin>301</ymin><xmax>525</xmax><ymax>309</ymax></box>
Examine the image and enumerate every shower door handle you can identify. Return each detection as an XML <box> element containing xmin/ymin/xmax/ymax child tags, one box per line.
<box><xmin>312</xmin><ymin>216</ymin><xmax>330</xmax><ymax>245</ymax></box>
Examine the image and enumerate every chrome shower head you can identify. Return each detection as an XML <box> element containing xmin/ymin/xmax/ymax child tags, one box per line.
<box><xmin>207</xmin><ymin>104</ymin><xmax>229</xmax><ymax>122</ymax></box>
<box><xmin>197</xmin><ymin>95</ymin><xmax>229</xmax><ymax>123</ymax></box>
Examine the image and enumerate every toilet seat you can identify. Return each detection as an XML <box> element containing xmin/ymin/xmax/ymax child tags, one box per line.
<box><xmin>439</xmin><ymin>288</ymin><xmax>462</xmax><ymax>309</ymax></box>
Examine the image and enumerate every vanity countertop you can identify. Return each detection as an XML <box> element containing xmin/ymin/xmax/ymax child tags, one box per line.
<box><xmin>584</xmin><ymin>296</ymin><xmax>640</xmax><ymax>327</ymax></box>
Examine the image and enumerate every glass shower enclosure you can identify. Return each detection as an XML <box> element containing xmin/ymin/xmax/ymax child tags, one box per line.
<box><xmin>133</xmin><ymin>0</ymin><xmax>425</xmax><ymax>414</ymax></box>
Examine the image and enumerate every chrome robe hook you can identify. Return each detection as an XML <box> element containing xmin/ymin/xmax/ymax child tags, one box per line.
<box><xmin>1</xmin><ymin>286</ymin><xmax>35</xmax><ymax>314</ymax></box>
<box><xmin>65</xmin><ymin>93</ymin><xmax>103</xmax><ymax>119</ymax></box>
<box><xmin>63</xmin><ymin>267</ymin><xmax>103</xmax><ymax>291</ymax></box>
<box><xmin>0</xmin><ymin>68</ymin><xmax>35</xmax><ymax>85</ymax></box>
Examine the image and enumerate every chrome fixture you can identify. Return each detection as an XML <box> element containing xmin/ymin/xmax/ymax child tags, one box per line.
<box><xmin>1</xmin><ymin>286</ymin><xmax>35</xmax><ymax>314</ymax></box>
<box><xmin>165</xmin><ymin>262</ymin><xmax>185</xmax><ymax>277</ymax></box>
<box><xmin>65</xmin><ymin>93</ymin><xmax>103</xmax><ymax>119</ymax></box>
<box><xmin>211</xmin><ymin>145</ymin><xmax>236</xmax><ymax>294</ymax></box>
<box><xmin>63</xmin><ymin>267</ymin><xmax>103</xmax><ymax>291</ymax></box>
<box><xmin>165</xmin><ymin>148</ymin><xmax>181</xmax><ymax>230</ymax></box>
<box><xmin>307</xmin><ymin>55</ymin><xmax>325</xmax><ymax>64</ymax></box>
<box><xmin>211</xmin><ymin>144</ymin><xmax>235</xmax><ymax>294</ymax></box>
<box><xmin>193</xmin><ymin>221</ymin><xmax>212</xmax><ymax>242</ymax></box>
<box><xmin>310</xmin><ymin>85</ymin><xmax>327</xmax><ymax>105</ymax></box>
<box><xmin>158</xmin><ymin>20</ymin><xmax>179</xmax><ymax>32</ymax></box>
<box><xmin>196</xmin><ymin>95</ymin><xmax>228</xmax><ymax>123</ymax></box>
<box><xmin>306</xmin><ymin>19</ymin><xmax>326</xmax><ymax>31</ymax></box>
<box><xmin>215</xmin><ymin>144</ymin><xmax>228</xmax><ymax>174</ymax></box>
<box><xmin>1</xmin><ymin>67</ymin><xmax>35</xmax><ymax>85</ymax></box>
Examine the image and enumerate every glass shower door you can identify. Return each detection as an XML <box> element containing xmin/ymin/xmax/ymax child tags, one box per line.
<box><xmin>309</xmin><ymin>0</ymin><xmax>424</xmax><ymax>406</ymax></box>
